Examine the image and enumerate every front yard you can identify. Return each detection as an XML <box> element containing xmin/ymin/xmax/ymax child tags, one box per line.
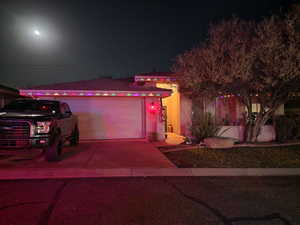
<box><xmin>163</xmin><ymin>145</ymin><xmax>300</xmax><ymax>168</ymax></box>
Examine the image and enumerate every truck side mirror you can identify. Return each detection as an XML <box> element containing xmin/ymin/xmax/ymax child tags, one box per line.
<box><xmin>64</xmin><ymin>111</ymin><xmax>72</xmax><ymax>117</ymax></box>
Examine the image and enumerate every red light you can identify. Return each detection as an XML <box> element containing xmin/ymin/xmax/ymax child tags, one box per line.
<box><xmin>148</xmin><ymin>102</ymin><xmax>159</xmax><ymax>114</ymax></box>
<box><xmin>40</xmin><ymin>105</ymin><xmax>50</xmax><ymax>111</ymax></box>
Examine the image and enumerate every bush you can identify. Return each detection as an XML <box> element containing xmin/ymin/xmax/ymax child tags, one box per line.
<box><xmin>274</xmin><ymin>115</ymin><xmax>300</xmax><ymax>142</ymax></box>
<box><xmin>191</xmin><ymin>112</ymin><xmax>220</xmax><ymax>143</ymax></box>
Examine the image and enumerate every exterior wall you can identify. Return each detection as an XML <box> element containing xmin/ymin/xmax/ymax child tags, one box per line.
<box><xmin>216</xmin><ymin>97</ymin><xmax>242</xmax><ymax>125</ymax></box>
<box><xmin>180</xmin><ymin>95</ymin><xmax>192</xmax><ymax>136</ymax></box>
<box><xmin>274</xmin><ymin>104</ymin><xmax>284</xmax><ymax>115</ymax></box>
<box><xmin>219</xmin><ymin>125</ymin><xmax>276</xmax><ymax>142</ymax></box>
<box><xmin>156</xmin><ymin>83</ymin><xmax>180</xmax><ymax>134</ymax></box>
<box><xmin>144</xmin><ymin>97</ymin><xmax>165</xmax><ymax>141</ymax></box>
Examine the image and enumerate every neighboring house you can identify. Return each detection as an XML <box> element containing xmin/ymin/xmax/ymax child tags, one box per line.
<box><xmin>0</xmin><ymin>84</ymin><xmax>20</xmax><ymax>108</ymax></box>
<box><xmin>20</xmin><ymin>72</ymin><xmax>297</xmax><ymax>142</ymax></box>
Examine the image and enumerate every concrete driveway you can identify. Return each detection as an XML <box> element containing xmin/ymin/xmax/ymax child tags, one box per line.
<box><xmin>0</xmin><ymin>141</ymin><xmax>175</xmax><ymax>169</ymax></box>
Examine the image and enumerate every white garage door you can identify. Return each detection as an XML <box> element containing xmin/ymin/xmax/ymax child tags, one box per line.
<box><xmin>57</xmin><ymin>97</ymin><xmax>144</xmax><ymax>139</ymax></box>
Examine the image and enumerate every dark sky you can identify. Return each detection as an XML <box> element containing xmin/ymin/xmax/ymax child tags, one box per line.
<box><xmin>0</xmin><ymin>0</ymin><xmax>296</xmax><ymax>88</ymax></box>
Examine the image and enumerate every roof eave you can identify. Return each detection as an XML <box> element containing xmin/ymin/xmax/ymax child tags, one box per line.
<box><xmin>19</xmin><ymin>89</ymin><xmax>172</xmax><ymax>97</ymax></box>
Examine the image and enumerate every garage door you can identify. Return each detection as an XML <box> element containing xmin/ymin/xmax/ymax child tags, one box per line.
<box><xmin>56</xmin><ymin>97</ymin><xmax>144</xmax><ymax>139</ymax></box>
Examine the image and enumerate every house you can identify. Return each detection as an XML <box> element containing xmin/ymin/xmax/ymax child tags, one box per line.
<box><xmin>0</xmin><ymin>84</ymin><xmax>20</xmax><ymax>108</ymax></box>
<box><xmin>20</xmin><ymin>72</ymin><xmax>294</xmax><ymax>142</ymax></box>
<box><xmin>20</xmin><ymin>77</ymin><xmax>172</xmax><ymax>141</ymax></box>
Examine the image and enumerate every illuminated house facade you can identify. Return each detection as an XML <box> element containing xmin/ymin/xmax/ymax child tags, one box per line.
<box><xmin>20</xmin><ymin>77</ymin><xmax>172</xmax><ymax>141</ymax></box>
<box><xmin>20</xmin><ymin>72</ymin><xmax>292</xmax><ymax>142</ymax></box>
<box><xmin>134</xmin><ymin>72</ymin><xmax>286</xmax><ymax>142</ymax></box>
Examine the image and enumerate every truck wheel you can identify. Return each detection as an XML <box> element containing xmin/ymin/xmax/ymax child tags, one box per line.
<box><xmin>70</xmin><ymin>127</ymin><xmax>79</xmax><ymax>146</ymax></box>
<box><xmin>44</xmin><ymin>135</ymin><xmax>62</xmax><ymax>161</ymax></box>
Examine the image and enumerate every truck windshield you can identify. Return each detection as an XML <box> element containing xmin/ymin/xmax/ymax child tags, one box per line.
<box><xmin>3</xmin><ymin>100</ymin><xmax>59</xmax><ymax>114</ymax></box>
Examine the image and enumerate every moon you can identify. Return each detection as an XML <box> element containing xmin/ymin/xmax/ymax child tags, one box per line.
<box><xmin>34</xmin><ymin>29</ymin><xmax>41</xmax><ymax>36</ymax></box>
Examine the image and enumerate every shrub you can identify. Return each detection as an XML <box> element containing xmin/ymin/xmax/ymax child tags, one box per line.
<box><xmin>274</xmin><ymin>115</ymin><xmax>300</xmax><ymax>142</ymax></box>
<box><xmin>191</xmin><ymin>112</ymin><xmax>220</xmax><ymax>143</ymax></box>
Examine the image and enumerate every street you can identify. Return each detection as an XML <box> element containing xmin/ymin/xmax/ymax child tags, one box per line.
<box><xmin>0</xmin><ymin>177</ymin><xmax>299</xmax><ymax>225</ymax></box>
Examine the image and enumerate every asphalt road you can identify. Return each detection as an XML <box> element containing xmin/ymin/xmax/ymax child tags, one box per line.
<box><xmin>0</xmin><ymin>177</ymin><xmax>299</xmax><ymax>225</ymax></box>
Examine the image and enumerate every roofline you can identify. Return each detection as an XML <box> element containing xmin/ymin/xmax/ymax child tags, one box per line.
<box><xmin>19</xmin><ymin>89</ymin><xmax>172</xmax><ymax>97</ymax></box>
<box><xmin>134</xmin><ymin>75</ymin><xmax>176</xmax><ymax>82</ymax></box>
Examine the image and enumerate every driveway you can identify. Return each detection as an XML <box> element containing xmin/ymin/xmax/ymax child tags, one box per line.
<box><xmin>0</xmin><ymin>141</ymin><xmax>175</xmax><ymax>169</ymax></box>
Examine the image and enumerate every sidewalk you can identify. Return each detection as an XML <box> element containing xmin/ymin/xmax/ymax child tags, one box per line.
<box><xmin>0</xmin><ymin>168</ymin><xmax>300</xmax><ymax>180</ymax></box>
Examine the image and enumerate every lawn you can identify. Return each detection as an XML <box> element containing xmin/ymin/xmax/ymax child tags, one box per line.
<box><xmin>163</xmin><ymin>145</ymin><xmax>300</xmax><ymax>168</ymax></box>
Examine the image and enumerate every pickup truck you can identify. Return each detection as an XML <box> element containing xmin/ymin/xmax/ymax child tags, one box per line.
<box><xmin>0</xmin><ymin>99</ymin><xmax>79</xmax><ymax>161</ymax></box>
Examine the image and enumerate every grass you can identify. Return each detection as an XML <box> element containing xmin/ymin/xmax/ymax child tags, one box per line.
<box><xmin>164</xmin><ymin>145</ymin><xmax>300</xmax><ymax>168</ymax></box>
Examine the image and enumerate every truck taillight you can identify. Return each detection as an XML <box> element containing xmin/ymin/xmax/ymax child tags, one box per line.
<box><xmin>36</xmin><ymin>121</ymin><xmax>52</xmax><ymax>134</ymax></box>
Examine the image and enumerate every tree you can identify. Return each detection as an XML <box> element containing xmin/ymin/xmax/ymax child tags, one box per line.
<box><xmin>173</xmin><ymin>7</ymin><xmax>300</xmax><ymax>142</ymax></box>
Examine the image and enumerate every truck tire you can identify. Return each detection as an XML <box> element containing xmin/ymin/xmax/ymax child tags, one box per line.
<box><xmin>44</xmin><ymin>134</ymin><xmax>62</xmax><ymax>161</ymax></box>
<box><xmin>70</xmin><ymin>126</ymin><xmax>79</xmax><ymax>146</ymax></box>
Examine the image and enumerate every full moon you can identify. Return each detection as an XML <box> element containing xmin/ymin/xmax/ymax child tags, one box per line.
<box><xmin>34</xmin><ymin>29</ymin><xmax>41</xmax><ymax>36</ymax></box>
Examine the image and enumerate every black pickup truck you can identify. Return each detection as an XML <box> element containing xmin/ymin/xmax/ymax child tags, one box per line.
<box><xmin>0</xmin><ymin>99</ymin><xmax>79</xmax><ymax>161</ymax></box>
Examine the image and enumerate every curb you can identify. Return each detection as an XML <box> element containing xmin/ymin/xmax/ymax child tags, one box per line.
<box><xmin>158</xmin><ymin>142</ymin><xmax>300</xmax><ymax>153</ymax></box>
<box><xmin>0</xmin><ymin>168</ymin><xmax>300</xmax><ymax>180</ymax></box>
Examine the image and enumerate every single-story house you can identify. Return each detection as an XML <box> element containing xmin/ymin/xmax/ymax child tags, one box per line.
<box><xmin>0</xmin><ymin>84</ymin><xmax>20</xmax><ymax>108</ymax></box>
<box><xmin>20</xmin><ymin>77</ymin><xmax>172</xmax><ymax>141</ymax></box>
<box><xmin>20</xmin><ymin>72</ymin><xmax>299</xmax><ymax>142</ymax></box>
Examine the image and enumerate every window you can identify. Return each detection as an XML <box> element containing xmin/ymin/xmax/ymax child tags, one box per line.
<box><xmin>251</xmin><ymin>103</ymin><xmax>261</xmax><ymax>113</ymax></box>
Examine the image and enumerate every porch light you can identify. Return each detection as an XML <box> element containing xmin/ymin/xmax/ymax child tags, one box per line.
<box><xmin>149</xmin><ymin>102</ymin><xmax>159</xmax><ymax>114</ymax></box>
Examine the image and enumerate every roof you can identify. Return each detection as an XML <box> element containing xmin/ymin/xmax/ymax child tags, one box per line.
<box><xmin>22</xmin><ymin>78</ymin><xmax>167</xmax><ymax>92</ymax></box>
<box><xmin>135</xmin><ymin>72</ymin><xmax>174</xmax><ymax>77</ymax></box>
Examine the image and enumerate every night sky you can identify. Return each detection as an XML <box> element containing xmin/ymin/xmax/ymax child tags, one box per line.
<box><xmin>0</xmin><ymin>0</ymin><xmax>296</xmax><ymax>88</ymax></box>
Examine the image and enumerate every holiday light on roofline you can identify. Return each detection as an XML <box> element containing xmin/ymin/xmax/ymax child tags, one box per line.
<box><xmin>20</xmin><ymin>90</ymin><xmax>170</xmax><ymax>97</ymax></box>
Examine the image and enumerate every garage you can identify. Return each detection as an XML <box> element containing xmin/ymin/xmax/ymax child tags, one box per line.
<box><xmin>57</xmin><ymin>97</ymin><xmax>144</xmax><ymax>139</ymax></box>
<box><xmin>20</xmin><ymin>77</ymin><xmax>171</xmax><ymax>141</ymax></box>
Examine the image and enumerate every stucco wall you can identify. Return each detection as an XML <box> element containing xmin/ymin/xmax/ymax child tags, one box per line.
<box><xmin>219</xmin><ymin>125</ymin><xmax>276</xmax><ymax>142</ymax></box>
<box><xmin>144</xmin><ymin>97</ymin><xmax>165</xmax><ymax>141</ymax></box>
<box><xmin>180</xmin><ymin>95</ymin><xmax>192</xmax><ymax>136</ymax></box>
